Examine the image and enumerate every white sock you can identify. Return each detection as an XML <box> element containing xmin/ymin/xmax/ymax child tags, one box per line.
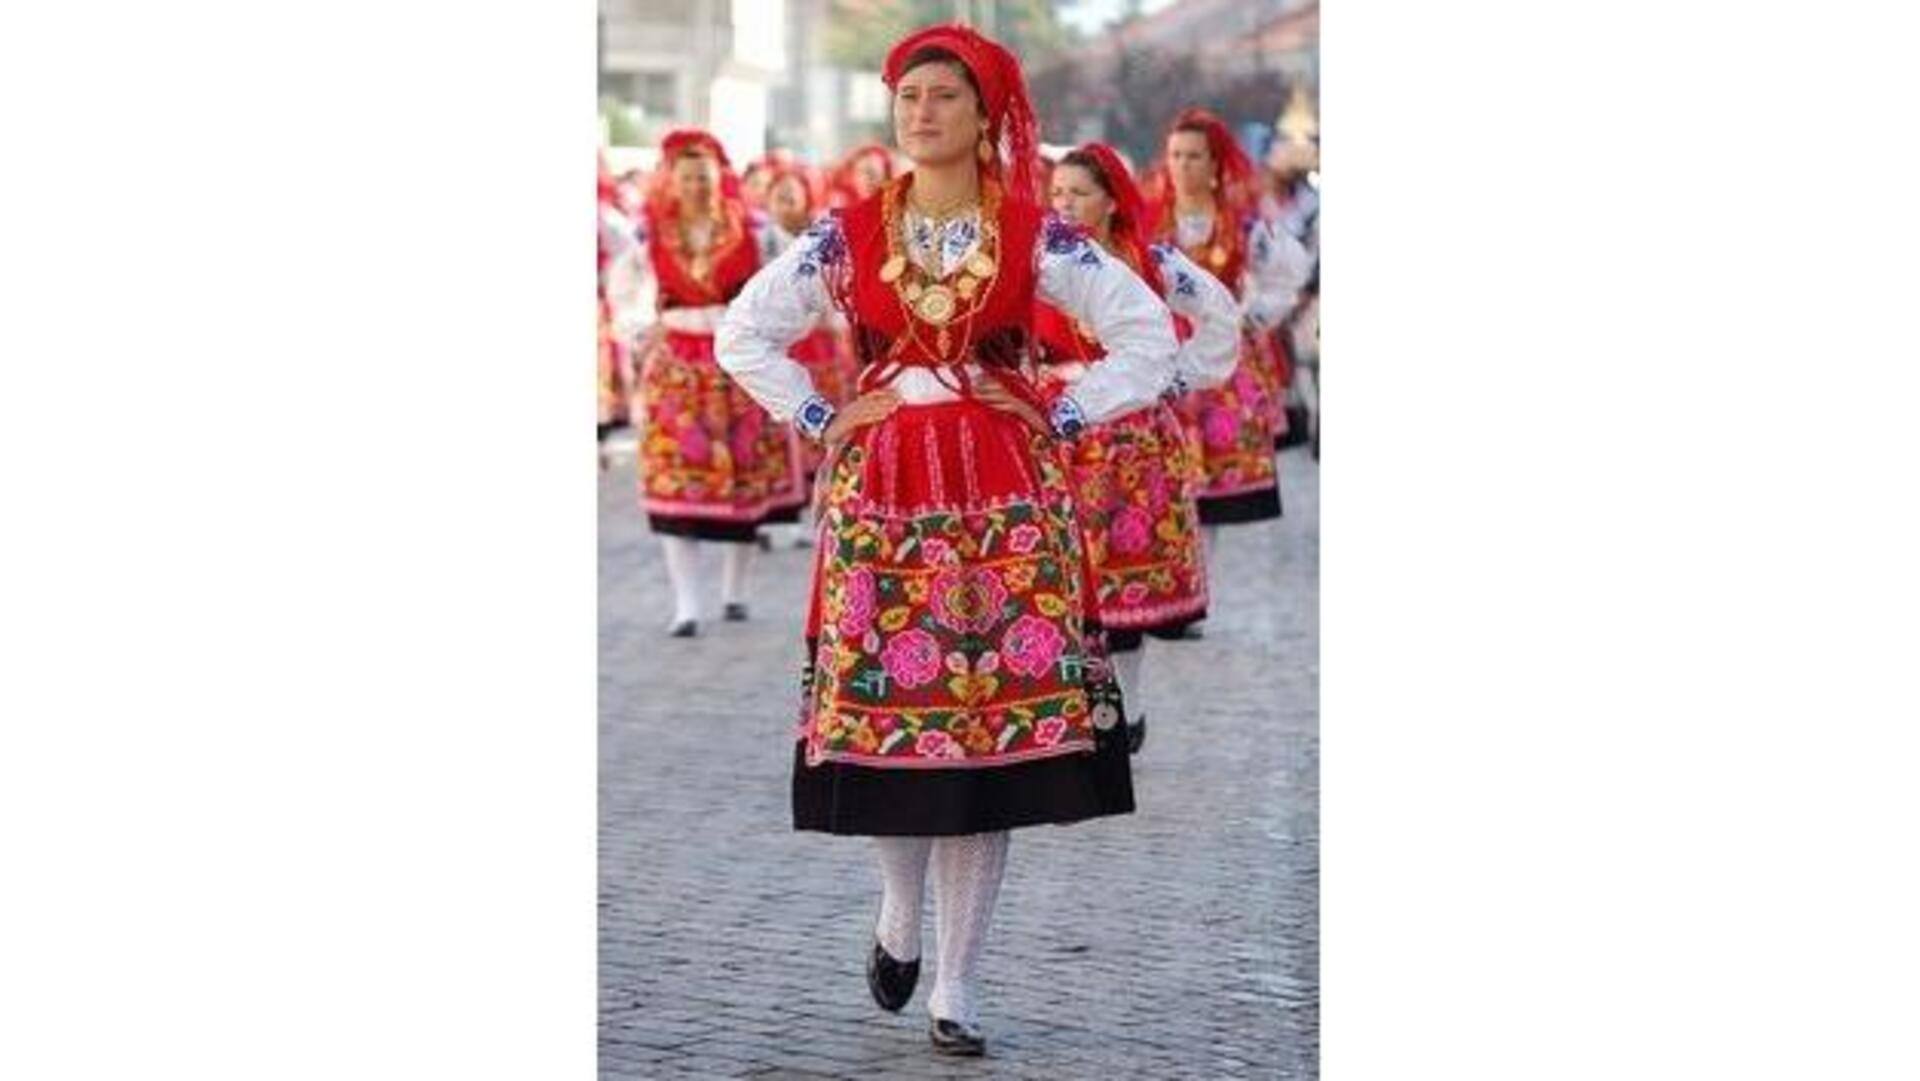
<box><xmin>927</xmin><ymin>831</ymin><xmax>1010</xmax><ymax>1027</ymax></box>
<box><xmin>872</xmin><ymin>837</ymin><xmax>933</xmax><ymax>961</ymax></box>
<box><xmin>659</xmin><ymin>536</ymin><xmax>702</xmax><ymax>624</ymax></box>
<box><xmin>1112</xmin><ymin>645</ymin><xmax>1146</xmax><ymax>718</ymax></box>
<box><xmin>721</xmin><ymin>542</ymin><xmax>755</xmax><ymax>606</ymax></box>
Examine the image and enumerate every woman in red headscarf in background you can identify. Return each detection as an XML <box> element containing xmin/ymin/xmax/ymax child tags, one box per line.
<box><xmin>1036</xmin><ymin>142</ymin><xmax>1242</xmax><ymax>755</ymax></box>
<box><xmin>606</xmin><ymin>129</ymin><xmax>807</xmax><ymax>635</ymax></box>
<box><xmin>717</xmin><ymin>24</ymin><xmax>1177</xmax><ymax>1056</ymax></box>
<box><xmin>762</xmin><ymin>158</ymin><xmax>861</xmax><ymax>488</ymax></box>
<box><xmin>598</xmin><ymin>154</ymin><xmax>633</xmax><ymax>457</ymax></box>
<box><xmin>829</xmin><ymin>142</ymin><xmax>897</xmax><ymax>210</ymax></box>
<box><xmin>1142</xmin><ymin>108</ymin><xmax>1311</xmax><ymax>540</ymax></box>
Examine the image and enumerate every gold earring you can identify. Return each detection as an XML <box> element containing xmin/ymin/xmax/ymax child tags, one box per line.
<box><xmin>977</xmin><ymin>135</ymin><xmax>994</xmax><ymax>164</ymax></box>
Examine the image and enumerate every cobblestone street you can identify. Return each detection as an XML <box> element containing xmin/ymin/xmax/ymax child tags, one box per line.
<box><xmin>600</xmin><ymin>437</ymin><xmax>1319</xmax><ymax>1079</ymax></box>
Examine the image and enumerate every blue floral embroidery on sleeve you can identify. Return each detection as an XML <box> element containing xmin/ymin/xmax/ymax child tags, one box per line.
<box><xmin>1244</xmin><ymin>217</ymin><xmax>1272</xmax><ymax>260</ymax></box>
<box><xmin>792</xmin><ymin>215</ymin><xmax>846</xmax><ymax>280</ymax></box>
<box><xmin>1042</xmin><ymin>213</ymin><xmax>1101</xmax><ymax>267</ymax></box>
<box><xmin>1149</xmin><ymin>242</ymin><xmax>1175</xmax><ymax>265</ymax></box>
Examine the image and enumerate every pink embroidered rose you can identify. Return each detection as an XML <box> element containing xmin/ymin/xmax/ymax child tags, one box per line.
<box><xmin>1120</xmin><ymin>582</ymin><xmax>1151</xmax><ymax>606</ymax></box>
<box><xmin>677</xmin><ymin>422</ymin><xmax>712</xmax><ymax>464</ymax></box>
<box><xmin>1201</xmin><ymin>407</ymin><xmax>1238</xmax><ymax>451</ymax></box>
<box><xmin>728</xmin><ymin>410</ymin><xmax>763</xmax><ymax>462</ymax></box>
<box><xmin>914</xmin><ymin>730</ymin><xmax>953</xmax><ymax>757</ymax></box>
<box><xmin>1006</xmin><ymin>523</ymin><xmax>1043</xmax><ymax>554</ymax></box>
<box><xmin>874</xmin><ymin>714</ymin><xmax>900</xmax><ymax>736</ymax></box>
<box><xmin>1142</xmin><ymin>470</ymin><xmax>1172</xmax><ymax>514</ymax></box>
<box><xmin>1109</xmin><ymin>507</ymin><xmax>1152</xmax><ymax>555</ymax></box>
<box><xmin>1033</xmin><ymin>717</ymin><xmax>1068</xmax><ymax>747</ymax></box>
<box><xmin>929</xmin><ymin>567</ymin><xmax>1009</xmax><ymax>635</ymax></box>
<box><xmin>1000</xmin><ymin>614</ymin><xmax>1066</xmax><ymax>679</ymax></box>
<box><xmin>881</xmin><ymin>629</ymin><xmax>942</xmax><ymax>689</ymax></box>
<box><xmin>919</xmin><ymin>537</ymin><xmax>958</xmax><ymax>567</ymax></box>
<box><xmin>838</xmin><ymin>567</ymin><xmax>878</xmax><ymax>638</ymax></box>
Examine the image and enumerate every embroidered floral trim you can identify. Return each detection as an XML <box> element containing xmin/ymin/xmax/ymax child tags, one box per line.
<box><xmin>1040</xmin><ymin>212</ymin><xmax>1105</xmax><ymax>268</ymax></box>
<box><xmin>1049</xmin><ymin>395</ymin><xmax>1087</xmax><ymax>440</ymax></box>
<box><xmin>794</xmin><ymin>393</ymin><xmax>836</xmax><ymax>442</ymax></box>
<box><xmin>792</xmin><ymin>216</ymin><xmax>847</xmax><ymax>279</ymax></box>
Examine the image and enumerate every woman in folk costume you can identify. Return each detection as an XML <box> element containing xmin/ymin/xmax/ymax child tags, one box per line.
<box><xmin>715</xmin><ymin>25</ymin><xmax>1178</xmax><ymax>1055</ymax></box>
<box><xmin>607</xmin><ymin>129</ymin><xmax>807</xmax><ymax>635</ymax></box>
<box><xmin>1037</xmin><ymin>143</ymin><xmax>1241</xmax><ymax>755</ymax></box>
<box><xmin>830</xmin><ymin>142</ymin><xmax>897</xmax><ymax>211</ymax></box>
<box><xmin>598</xmin><ymin>155</ymin><xmax>634</xmax><ymax>456</ymax></box>
<box><xmin>764</xmin><ymin>159</ymin><xmax>861</xmax><ymax>420</ymax></box>
<box><xmin>1143</xmin><ymin>107</ymin><xmax>1312</xmax><ymax>533</ymax></box>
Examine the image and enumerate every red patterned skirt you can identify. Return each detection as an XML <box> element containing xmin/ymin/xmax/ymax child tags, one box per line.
<box><xmin>793</xmin><ymin>399</ymin><xmax>1133</xmax><ymax>835</ymax></box>
<box><xmin>1060</xmin><ymin>399</ymin><xmax>1209</xmax><ymax>645</ymax></box>
<box><xmin>1176</xmin><ymin>330</ymin><xmax>1283</xmax><ymax>524</ymax></box>
<box><xmin>637</xmin><ymin>329</ymin><xmax>806</xmax><ymax>542</ymax></box>
<box><xmin>597</xmin><ymin>301</ymin><xmax>629</xmax><ymax>431</ymax></box>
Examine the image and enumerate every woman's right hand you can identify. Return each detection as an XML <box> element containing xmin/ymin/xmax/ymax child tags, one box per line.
<box><xmin>822</xmin><ymin>388</ymin><xmax>902</xmax><ymax>446</ymax></box>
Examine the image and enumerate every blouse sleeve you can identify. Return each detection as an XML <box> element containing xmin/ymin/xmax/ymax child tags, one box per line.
<box><xmin>1151</xmin><ymin>244</ymin><xmax>1242</xmax><ymax>392</ymax></box>
<box><xmin>714</xmin><ymin>215</ymin><xmax>843</xmax><ymax>429</ymax></box>
<box><xmin>1239</xmin><ymin>217</ymin><xmax>1313</xmax><ymax>331</ymax></box>
<box><xmin>1032</xmin><ymin>213</ymin><xmax>1179</xmax><ymax>427</ymax></box>
<box><xmin>605</xmin><ymin>221</ymin><xmax>656</xmax><ymax>340</ymax></box>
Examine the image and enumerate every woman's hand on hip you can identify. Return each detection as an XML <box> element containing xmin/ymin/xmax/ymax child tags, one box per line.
<box><xmin>823</xmin><ymin>388</ymin><xmax>902</xmax><ymax>446</ymax></box>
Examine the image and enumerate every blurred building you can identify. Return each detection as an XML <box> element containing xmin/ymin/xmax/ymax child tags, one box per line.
<box><xmin>598</xmin><ymin>0</ymin><xmax>874</xmax><ymax>167</ymax></box>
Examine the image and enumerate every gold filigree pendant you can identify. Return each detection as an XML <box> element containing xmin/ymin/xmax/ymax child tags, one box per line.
<box><xmin>915</xmin><ymin>285</ymin><xmax>957</xmax><ymax>326</ymax></box>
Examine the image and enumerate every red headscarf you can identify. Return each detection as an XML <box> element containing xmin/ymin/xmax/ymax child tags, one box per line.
<box><xmin>883</xmin><ymin>23</ymin><xmax>1042</xmax><ymax>207</ymax></box>
<box><xmin>830</xmin><ymin>143</ymin><xmax>895</xmax><ymax>209</ymax></box>
<box><xmin>1142</xmin><ymin>107</ymin><xmax>1257</xmax><ymax>226</ymax></box>
<box><xmin>764</xmin><ymin>158</ymin><xmax>826</xmax><ymax>218</ymax></box>
<box><xmin>644</xmin><ymin>128</ymin><xmax>744</xmax><ymax>223</ymax></box>
<box><xmin>1063</xmin><ymin>142</ymin><xmax>1164</xmax><ymax>297</ymax></box>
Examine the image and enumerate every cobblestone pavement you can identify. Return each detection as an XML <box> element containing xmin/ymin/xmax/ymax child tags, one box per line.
<box><xmin>600</xmin><ymin>435</ymin><xmax>1319</xmax><ymax>1079</ymax></box>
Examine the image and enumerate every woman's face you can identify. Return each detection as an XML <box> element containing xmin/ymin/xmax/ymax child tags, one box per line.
<box><xmin>1049</xmin><ymin>164</ymin><xmax>1114</xmax><ymax>232</ymax></box>
<box><xmin>768</xmin><ymin>174</ymin><xmax>810</xmax><ymax>225</ymax></box>
<box><xmin>893</xmin><ymin>62</ymin><xmax>984</xmax><ymax>168</ymax></box>
<box><xmin>671</xmin><ymin>153</ymin><xmax>717</xmax><ymax>212</ymax></box>
<box><xmin>852</xmin><ymin>153</ymin><xmax>888</xmax><ymax>198</ymax></box>
<box><xmin>1166</xmin><ymin>131</ymin><xmax>1216</xmax><ymax>199</ymax></box>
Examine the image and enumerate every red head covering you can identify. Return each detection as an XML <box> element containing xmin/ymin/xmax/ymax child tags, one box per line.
<box><xmin>832</xmin><ymin>143</ymin><xmax>896</xmax><ymax>208</ymax></box>
<box><xmin>1143</xmin><ymin>107</ymin><xmax>1257</xmax><ymax>224</ymax></box>
<box><xmin>1062</xmin><ymin>142</ymin><xmax>1164</xmax><ymax>296</ymax></box>
<box><xmin>645</xmin><ymin>128</ymin><xmax>744</xmax><ymax>223</ymax></box>
<box><xmin>883</xmin><ymin>23</ymin><xmax>1042</xmax><ymax>207</ymax></box>
<box><xmin>764</xmin><ymin>158</ymin><xmax>826</xmax><ymax>218</ymax></box>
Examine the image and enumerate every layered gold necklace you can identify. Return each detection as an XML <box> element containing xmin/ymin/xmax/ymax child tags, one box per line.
<box><xmin>878</xmin><ymin>175</ymin><xmax>1005</xmax><ymax>360</ymax></box>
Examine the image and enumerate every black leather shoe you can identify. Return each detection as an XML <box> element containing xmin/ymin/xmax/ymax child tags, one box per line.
<box><xmin>668</xmin><ymin>619</ymin><xmax>698</xmax><ymax>638</ymax></box>
<box><xmin>929</xmin><ymin>1018</ymin><xmax>986</xmax><ymax>1056</ymax></box>
<box><xmin>723</xmin><ymin>602</ymin><xmax>749</xmax><ymax>622</ymax></box>
<box><xmin>866</xmin><ymin>941</ymin><xmax>919</xmax><ymax>1013</ymax></box>
<box><xmin>1126</xmin><ymin>714</ymin><xmax>1147</xmax><ymax>755</ymax></box>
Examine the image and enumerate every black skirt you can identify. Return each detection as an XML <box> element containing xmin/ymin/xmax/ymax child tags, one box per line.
<box><xmin>792</xmin><ymin>723</ymin><xmax>1135</xmax><ymax>836</ymax></box>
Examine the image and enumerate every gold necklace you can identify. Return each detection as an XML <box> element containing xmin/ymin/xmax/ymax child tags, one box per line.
<box><xmin>878</xmin><ymin>176</ymin><xmax>1003</xmax><ymax>359</ymax></box>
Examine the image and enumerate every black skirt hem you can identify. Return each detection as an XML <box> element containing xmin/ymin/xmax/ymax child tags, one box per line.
<box><xmin>1105</xmin><ymin>613</ymin><xmax>1207</xmax><ymax>653</ymax></box>
<box><xmin>1197</xmin><ymin>487</ymin><xmax>1282</xmax><ymax>525</ymax></box>
<box><xmin>791</xmin><ymin>732</ymin><xmax>1135</xmax><ymax>836</ymax></box>
<box><xmin>647</xmin><ymin>515</ymin><xmax>760</xmax><ymax>543</ymax></box>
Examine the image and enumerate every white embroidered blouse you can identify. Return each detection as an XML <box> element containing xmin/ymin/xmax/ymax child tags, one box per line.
<box><xmin>715</xmin><ymin>206</ymin><xmax>1178</xmax><ymax>430</ymax></box>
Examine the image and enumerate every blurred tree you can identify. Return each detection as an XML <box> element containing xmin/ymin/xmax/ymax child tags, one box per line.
<box><xmin>600</xmin><ymin>96</ymin><xmax>643</xmax><ymax>148</ymax></box>
<box><xmin>824</xmin><ymin>0</ymin><xmax>1074</xmax><ymax>71</ymax></box>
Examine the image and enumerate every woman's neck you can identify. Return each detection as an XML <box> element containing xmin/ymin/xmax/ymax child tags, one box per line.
<box><xmin>1174</xmin><ymin>190</ymin><xmax>1215</xmax><ymax>217</ymax></box>
<box><xmin>908</xmin><ymin>159</ymin><xmax>981</xmax><ymax>214</ymax></box>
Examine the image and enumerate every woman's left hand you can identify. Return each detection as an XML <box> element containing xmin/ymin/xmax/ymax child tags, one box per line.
<box><xmin>972</xmin><ymin>374</ymin><xmax>1050</xmax><ymax>437</ymax></box>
